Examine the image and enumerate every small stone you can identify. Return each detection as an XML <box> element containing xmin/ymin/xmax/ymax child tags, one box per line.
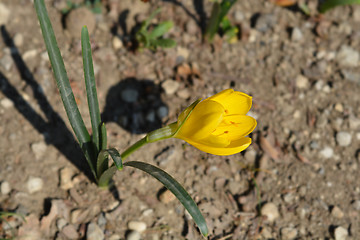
<box><xmin>341</xmin><ymin>69</ymin><xmax>360</xmax><ymax>84</ymax></box>
<box><xmin>86</xmin><ymin>222</ymin><xmax>104</xmax><ymax>240</ymax></box>
<box><xmin>56</xmin><ymin>218</ymin><xmax>68</xmax><ymax>230</ymax></box>
<box><xmin>0</xmin><ymin>54</ymin><xmax>13</xmax><ymax>71</ymax></box>
<box><xmin>334</xmin><ymin>103</ymin><xmax>344</xmax><ymax>112</ymax></box>
<box><xmin>281</xmin><ymin>227</ymin><xmax>298</xmax><ymax>240</ymax></box>
<box><xmin>162</xmin><ymin>79</ymin><xmax>180</xmax><ymax>95</ymax></box>
<box><xmin>22</xmin><ymin>49</ymin><xmax>38</xmax><ymax>60</ymax></box>
<box><xmin>295</xmin><ymin>75</ymin><xmax>309</xmax><ymax>89</ymax></box>
<box><xmin>176</xmin><ymin>47</ymin><xmax>190</xmax><ymax>60</ymax></box>
<box><xmin>336</xmin><ymin>45</ymin><xmax>359</xmax><ymax>67</ymax></box>
<box><xmin>0</xmin><ymin>3</ymin><xmax>10</xmax><ymax>25</ymax></box>
<box><xmin>334</xmin><ymin>226</ymin><xmax>348</xmax><ymax>240</ymax></box>
<box><xmin>97</xmin><ymin>213</ymin><xmax>107</xmax><ymax>228</ymax></box>
<box><xmin>156</xmin><ymin>106</ymin><xmax>168</xmax><ymax>119</ymax></box>
<box><xmin>121</xmin><ymin>88</ymin><xmax>139</xmax><ymax>103</ymax></box>
<box><xmin>283</xmin><ymin>193</ymin><xmax>294</xmax><ymax>203</ymax></box>
<box><xmin>109</xmin><ymin>234</ymin><xmax>121</xmax><ymax>240</ymax></box>
<box><xmin>62</xmin><ymin>224</ymin><xmax>79</xmax><ymax>239</ymax></box>
<box><xmin>27</xmin><ymin>177</ymin><xmax>44</xmax><ymax>194</ymax></box>
<box><xmin>331</xmin><ymin>206</ymin><xmax>344</xmax><ymax>219</ymax></box>
<box><xmin>291</xmin><ymin>27</ymin><xmax>303</xmax><ymax>42</ymax></box>
<box><xmin>1</xmin><ymin>98</ymin><xmax>14</xmax><ymax>109</ymax></box>
<box><xmin>177</xmin><ymin>88</ymin><xmax>190</xmax><ymax>99</ymax></box>
<box><xmin>336</xmin><ymin>132</ymin><xmax>352</xmax><ymax>147</ymax></box>
<box><xmin>128</xmin><ymin>221</ymin><xmax>147</xmax><ymax>233</ymax></box>
<box><xmin>31</xmin><ymin>141</ymin><xmax>47</xmax><ymax>160</ymax></box>
<box><xmin>1</xmin><ymin>181</ymin><xmax>11</xmax><ymax>195</ymax></box>
<box><xmin>352</xmin><ymin>200</ymin><xmax>360</xmax><ymax>210</ymax></box>
<box><xmin>142</xmin><ymin>209</ymin><xmax>153</xmax><ymax>217</ymax></box>
<box><xmin>126</xmin><ymin>230</ymin><xmax>141</xmax><ymax>240</ymax></box>
<box><xmin>320</xmin><ymin>147</ymin><xmax>333</xmax><ymax>159</ymax></box>
<box><xmin>60</xmin><ymin>167</ymin><xmax>76</xmax><ymax>190</ymax></box>
<box><xmin>66</xmin><ymin>7</ymin><xmax>96</xmax><ymax>39</ymax></box>
<box><xmin>349</xmin><ymin>115</ymin><xmax>360</xmax><ymax>130</ymax></box>
<box><xmin>112</xmin><ymin>36</ymin><xmax>123</xmax><ymax>50</ymax></box>
<box><xmin>254</xmin><ymin>13</ymin><xmax>276</xmax><ymax>32</ymax></box>
<box><xmin>261</xmin><ymin>202</ymin><xmax>279</xmax><ymax>222</ymax></box>
<box><xmin>145</xmin><ymin>110</ymin><xmax>156</xmax><ymax>122</ymax></box>
<box><xmin>14</xmin><ymin>33</ymin><xmax>24</xmax><ymax>47</ymax></box>
<box><xmin>159</xmin><ymin>189</ymin><xmax>176</xmax><ymax>203</ymax></box>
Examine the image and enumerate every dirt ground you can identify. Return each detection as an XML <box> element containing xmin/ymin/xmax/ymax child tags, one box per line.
<box><xmin>1</xmin><ymin>0</ymin><xmax>360</xmax><ymax>239</ymax></box>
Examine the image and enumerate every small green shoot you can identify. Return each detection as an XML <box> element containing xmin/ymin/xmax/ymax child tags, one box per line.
<box><xmin>205</xmin><ymin>0</ymin><xmax>238</xmax><ymax>43</ymax></box>
<box><xmin>319</xmin><ymin>0</ymin><xmax>360</xmax><ymax>13</ymax></box>
<box><xmin>62</xmin><ymin>0</ymin><xmax>102</xmax><ymax>14</ymax></box>
<box><xmin>135</xmin><ymin>8</ymin><xmax>176</xmax><ymax>50</ymax></box>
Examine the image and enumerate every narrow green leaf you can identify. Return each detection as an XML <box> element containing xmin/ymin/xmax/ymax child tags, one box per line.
<box><xmin>141</xmin><ymin>8</ymin><xmax>162</xmax><ymax>31</ymax></box>
<box><xmin>97</xmin><ymin>150</ymin><xmax>109</xmax><ymax>177</ymax></box>
<box><xmin>149</xmin><ymin>21</ymin><xmax>174</xmax><ymax>39</ymax></box>
<box><xmin>107</xmin><ymin>148</ymin><xmax>123</xmax><ymax>170</ymax></box>
<box><xmin>151</xmin><ymin>38</ymin><xmax>177</xmax><ymax>48</ymax></box>
<box><xmin>319</xmin><ymin>0</ymin><xmax>360</xmax><ymax>13</ymax></box>
<box><xmin>98</xmin><ymin>166</ymin><xmax>117</xmax><ymax>188</ymax></box>
<box><xmin>100</xmin><ymin>122</ymin><xmax>107</xmax><ymax>151</ymax></box>
<box><xmin>34</xmin><ymin>0</ymin><xmax>96</xmax><ymax>178</ymax></box>
<box><xmin>81</xmin><ymin>26</ymin><xmax>101</xmax><ymax>153</ymax></box>
<box><xmin>218</xmin><ymin>0</ymin><xmax>237</xmax><ymax>21</ymax></box>
<box><xmin>124</xmin><ymin>161</ymin><xmax>208</xmax><ymax>237</ymax></box>
<box><xmin>205</xmin><ymin>2</ymin><xmax>221</xmax><ymax>42</ymax></box>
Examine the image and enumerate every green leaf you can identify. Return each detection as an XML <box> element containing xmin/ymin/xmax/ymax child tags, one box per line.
<box><xmin>100</xmin><ymin>122</ymin><xmax>107</xmax><ymax>151</ymax></box>
<box><xmin>96</xmin><ymin>150</ymin><xmax>109</xmax><ymax>177</ymax></box>
<box><xmin>107</xmin><ymin>148</ymin><xmax>123</xmax><ymax>170</ymax></box>
<box><xmin>151</xmin><ymin>38</ymin><xmax>176</xmax><ymax>48</ymax></box>
<box><xmin>218</xmin><ymin>0</ymin><xmax>237</xmax><ymax>21</ymax></box>
<box><xmin>98</xmin><ymin>166</ymin><xmax>117</xmax><ymax>188</ymax></box>
<box><xmin>141</xmin><ymin>8</ymin><xmax>162</xmax><ymax>31</ymax></box>
<box><xmin>205</xmin><ymin>2</ymin><xmax>221</xmax><ymax>42</ymax></box>
<box><xmin>34</xmin><ymin>0</ymin><xmax>96</xmax><ymax>178</ymax></box>
<box><xmin>81</xmin><ymin>26</ymin><xmax>101</xmax><ymax>154</ymax></box>
<box><xmin>124</xmin><ymin>161</ymin><xmax>208</xmax><ymax>237</ymax></box>
<box><xmin>149</xmin><ymin>21</ymin><xmax>174</xmax><ymax>39</ymax></box>
<box><xmin>97</xmin><ymin>148</ymin><xmax>122</xmax><ymax>179</ymax></box>
<box><xmin>319</xmin><ymin>0</ymin><xmax>360</xmax><ymax>13</ymax></box>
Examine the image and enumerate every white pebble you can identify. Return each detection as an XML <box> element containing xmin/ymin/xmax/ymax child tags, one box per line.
<box><xmin>320</xmin><ymin>147</ymin><xmax>333</xmax><ymax>159</ymax></box>
<box><xmin>336</xmin><ymin>45</ymin><xmax>359</xmax><ymax>67</ymax></box>
<box><xmin>334</xmin><ymin>226</ymin><xmax>348</xmax><ymax>240</ymax></box>
<box><xmin>0</xmin><ymin>3</ymin><xmax>10</xmax><ymax>25</ymax></box>
<box><xmin>128</xmin><ymin>221</ymin><xmax>147</xmax><ymax>233</ymax></box>
<box><xmin>1</xmin><ymin>181</ymin><xmax>11</xmax><ymax>195</ymax></box>
<box><xmin>31</xmin><ymin>141</ymin><xmax>47</xmax><ymax>160</ymax></box>
<box><xmin>1</xmin><ymin>98</ymin><xmax>14</xmax><ymax>109</ymax></box>
<box><xmin>126</xmin><ymin>230</ymin><xmax>141</xmax><ymax>240</ymax></box>
<box><xmin>86</xmin><ymin>222</ymin><xmax>104</xmax><ymax>240</ymax></box>
<box><xmin>261</xmin><ymin>202</ymin><xmax>279</xmax><ymax>222</ymax></box>
<box><xmin>296</xmin><ymin>75</ymin><xmax>309</xmax><ymax>89</ymax></box>
<box><xmin>336</xmin><ymin>132</ymin><xmax>352</xmax><ymax>147</ymax></box>
<box><xmin>27</xmin><ymin>177</ymin><xmax>44</xmax><ymax>194</ymax></box>
<box><xmin>112</xmin><ymin>36</ymin><xmax>123</xmax><ymax>50</ymax></box>
<box><xmin>162</xmin><ymin>79</ymin><xmax>180</xmax><ymax>95</ymax></box>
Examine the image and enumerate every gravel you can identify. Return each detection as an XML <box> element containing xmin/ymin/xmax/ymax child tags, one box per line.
<box><xmin>261</xmin><ymin>202</ymin><xmax>280</xmax><ymax>222</ymax></box>
<box><xmin>335</xmin><ymin>132</ymin><xmax>352</xmax><ymax>147</ymax></box>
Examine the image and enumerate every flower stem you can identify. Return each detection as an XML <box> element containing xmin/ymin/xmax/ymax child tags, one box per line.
<box><xmin>120</xmin><ymin>136</ymin><xmax>148</xmax><ymax>160</ymax></box>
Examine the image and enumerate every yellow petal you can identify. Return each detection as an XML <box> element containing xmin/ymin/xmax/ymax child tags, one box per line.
<box><xmin>180</xmin><ymin>134</ymin><xmax>230</xmax><ymax>148</ymax></box>
<box><xmin>213</xmin><ymin>115</ymin><xmax>257</xmax><ymax>141</ymax></box>
<box><xmin>209</xmin><ymin>89</ymin><xmax>252</xmax><ymax>115</ymax></box>
<box><xmin>176</xmin><ymin>100</ymin><xmax>224</xmax><ymax>140</ymax></box>
<box><xmin>189</xmin><ymin>137</ymin><xmax>252</xmax><ymax>156</ymax></box>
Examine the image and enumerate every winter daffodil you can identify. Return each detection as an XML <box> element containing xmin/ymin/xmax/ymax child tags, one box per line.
<box><xmin>145</xmin><ymin>89</ymin><xmax>257</xmax><ymax>156</ymax></box>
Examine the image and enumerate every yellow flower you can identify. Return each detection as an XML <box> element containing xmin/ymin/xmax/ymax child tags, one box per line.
<box><xmin>173</xmin><ymin>89</ymin><xmax>256</xmax><ymax>155</ymax></box>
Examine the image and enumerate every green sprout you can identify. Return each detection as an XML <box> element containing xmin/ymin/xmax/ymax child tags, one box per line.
<box><xmin>319</xmin><ymin>0</ymin><xmax>360</xmax><ymax>13</ymax></box>
<box><xmin>205</xmin><ymin>0</ymin><xmax>238</xmax><ymax>43</ymax></box>
<box><xmin>62</xmin><ymin>0</ymin><xmax>102</xmax><ymax>14</ymax></box>
<box><xmin>34</xmin><ymin>0</ymin><xmax>206</xmax><ymax>236</ymax></box>
<box><xmin>0</xmin><ymin>211</ymin><xmax>25</xmax><ymax>239</ymax></box>
<box><xmin>135</xmin><ymin>8</ymin><xmax>177</xmax><ymax>50</ymax></box>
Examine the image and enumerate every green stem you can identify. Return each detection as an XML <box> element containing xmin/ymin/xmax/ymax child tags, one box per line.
<box><xmin>120</xmin><ymin>137</ymin><xmax>148</xmax><ymax>160</ymax></box>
